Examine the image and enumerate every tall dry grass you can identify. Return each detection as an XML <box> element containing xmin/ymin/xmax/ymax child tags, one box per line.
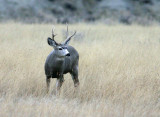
<box><xmin>0</xmin><ymin>23</ymin><xmax>160</xmax><ymax>117</ymax></box>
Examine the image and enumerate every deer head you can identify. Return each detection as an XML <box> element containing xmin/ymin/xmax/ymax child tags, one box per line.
<box><xmin>47</xmin><ymin>26</ymin><xmax>76</xmax><ymax>57</ymax></box>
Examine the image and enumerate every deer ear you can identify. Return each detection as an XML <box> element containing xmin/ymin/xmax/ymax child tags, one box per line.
<box><xmin>47</xmin><ymin>37</ymin><xmax>57</xmax><ymax>47</ymax></box>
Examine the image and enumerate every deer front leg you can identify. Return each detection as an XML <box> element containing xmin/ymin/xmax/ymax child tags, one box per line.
<box><xmin>56</xmin><ymin>76</ymin><xmax>64</xmax><ymax>96</ymax></box>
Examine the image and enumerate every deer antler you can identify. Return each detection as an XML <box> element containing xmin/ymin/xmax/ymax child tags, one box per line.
<box><xmin>51</xmin><ymin>26</ymin><xmax>58</xmax><ymax>45</ymax></box>
<box><xmin>64</xmin><ymin>31</ymin><xmax>76</xmax><ymax>45</ymax></box>
<box><xmin>66</xmin><ymin>23</ymin><xmax>69</xmax><ymax>39</ymax></box>
<box><xmin>67</xmin><ymin>31</ymin><xmax>76</xmax><ymax>40</ymax></box>
<box><xmin>52</xmin><ymin>27</ymin><xmax>57</xmax><ymax>40</ymax></box>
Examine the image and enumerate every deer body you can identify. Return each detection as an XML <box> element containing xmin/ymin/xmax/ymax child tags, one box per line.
<box><xmin>45</xmin><ymin>45</ymin><xmax>79</xmax><ymax>78</ymax></box>
<box><xmin>45</xmin><ymin>26</ymin><xmax>79</xmax><ymax>95</ymax></box>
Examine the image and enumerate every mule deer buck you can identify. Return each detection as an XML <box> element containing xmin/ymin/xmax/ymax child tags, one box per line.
<box><xmin>45</xmin><ymin>26</ymin><xmax>79</xmax><ymax>95</ymax></box>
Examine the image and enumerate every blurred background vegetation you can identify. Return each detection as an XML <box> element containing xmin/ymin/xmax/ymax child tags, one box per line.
<box><xmin>0</xmin><ymin>0</ymin><xmax>160</xmax><ymax>25</ymax></box>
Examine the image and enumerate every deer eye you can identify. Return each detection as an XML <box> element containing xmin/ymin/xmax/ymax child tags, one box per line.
<box><xmin>59</xmin><ymin>48</ymin><xmax>62</xmax><ymax>50</ymax></box>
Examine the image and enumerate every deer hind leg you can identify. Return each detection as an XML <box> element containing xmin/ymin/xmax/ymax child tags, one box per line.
<box><xmin>71</xmin><ymin>71</ymin><xmax>79</xmax><ymax>96</ymax></box>
<box><xmin>71</xmin><ymin>66</ymin><xmax>79</xmax><ymax>88</ymax></box>
<box><xmin>56</xmin><ymin>76</ymin><xmax>64</xmax><ymax>96</ymax></box>
<box><xmin>71</xmin><ymin>73</ymin><xmax>79</xmax><ymax>87</ymax></box>
<box><xmin>46</xmin><ymin>76</ymin><xmax>51</xmax><ymax>93</ymax></box>
<box><xmin>71</xmin><ymin>66</ymin><xmax>80</xmax><ymax>96</ymax></box>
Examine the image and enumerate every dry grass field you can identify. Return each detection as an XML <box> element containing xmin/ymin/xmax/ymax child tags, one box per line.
<box><xmin>0</xmin><ymin>23</ymin><xmax>160</xmax><ymax>117</ymax></box>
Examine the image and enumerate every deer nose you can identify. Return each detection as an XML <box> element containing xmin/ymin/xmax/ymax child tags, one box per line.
<box><xmin>66</xmin><ymin>53</ymin><xmax>70</xmax><ymax>56</ymax></box>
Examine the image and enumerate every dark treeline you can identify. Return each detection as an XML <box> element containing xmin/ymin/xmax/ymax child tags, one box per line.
<box><xmin>0</xmin><ymin>0</ymin><xmax>159</xmax><ymax>25</ymax></box>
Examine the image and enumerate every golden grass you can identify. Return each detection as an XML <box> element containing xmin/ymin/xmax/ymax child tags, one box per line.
<box><xmin>0</xmin><ymin>23</ymin><xmax>160</xmax><ymax>117</ymax></box>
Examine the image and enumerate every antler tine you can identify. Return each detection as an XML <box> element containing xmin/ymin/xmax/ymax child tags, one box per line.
<box><xmin>66</xmin><ymin>23</ymin><xmax>69</xmax><ymax>38</ymax></box>
<box><xmin>52</xmin><ymin>26</ymin><xmax>56</xmax><ymax>40</ymax></box>
<box><xmin>68</xmin><ymin>31</ymin><xmax>76</xmax><ymax>39</ymax></box>
<box><xmin>63</xmin><ymin>24</ymin><xmax>76</xmax><ymax>45</ymax></box>
<box><xmin>64</xmin><ymin>31</ymin><xmax>76</xmax><ymax>44</ymax></box>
